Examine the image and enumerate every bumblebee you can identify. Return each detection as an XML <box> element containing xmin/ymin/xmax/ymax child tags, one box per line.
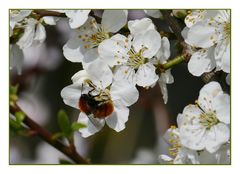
<box><xmin>79</xmin><ymin>93</ymin><xmax>114</xmax><ymax>119</ymax></box>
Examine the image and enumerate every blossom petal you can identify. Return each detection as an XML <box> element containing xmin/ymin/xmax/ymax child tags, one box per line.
<box><xmin>43</xmin><ymin>16</ymin><xmax>58</xmax><ymax>25</ymax></box>
<box><xmin>144</xmin><ymin>10</ymin><xmax>162</xmax><ymax>18</ymax></box>
<box><xmin>101</xmin><ymin>10</ymin><xmax>128</xmax><ymax>33</ymax></box>
<box><xmin>78</xmin><ymin>112</ymin><xmax>105</xmax><ymax>137</ymax></box>
<box><xmin>188</xmin><ymin>48</ymin><xmax>216</xmax><ymax>76</ymax></box>
<box><xmin>65</xmin><ymin>10</ymin><xmax>90</xmax><ymax>29</ymax></box>
<box><xmin>133</xmin><ymin>30</ymin><xmax>161</xmax><ymax>58</ymax></box>
<box><xmin>10</xmin><ymin>44</ymin><xmax>24</xmax><ymax>75</ymax></box>
<box><xmin>156</xmin><ymin>37</ymin><xmax>170</xmax><ymax>63</ymax></box>
<box><xmin>86</xmin><ymin>59</ymin><xmax>113</xmax><ymax>88</ymax></box>
<box><xmin>114</xmin><ymin>65</ymin><xmax>137</xmax><ymax>85</ymax></box>
<box><xmin>98</xmin><ymin>34</ymin><xmax>129</xmax><ymax>67</ymax></box>
<box><xmin>33</xmin><ymin>23</ymin><xmax>46</xmax><ymax>44</ymax></box>
<box><xmin>105</xmin><ymin>100</ymin><xmax>129</xmax><ymax>132</ymax></box>
<box><xmin>71</xmin><ymin>70</ymin><xmax>90</xmax><ymax>84</ymax></box>
<box><xmin>136</xmin><ymin>63</ymin><xmax>159</xmax><ymax>87</ymax></box>
<box><xmin>128</xmin><ymin>18</ymin><xmax>155</xmax><ymax>36</ymax></box>
<box><xmin>179</xmin><ymin>105</ymin><xmax>206</xmax><ymax>150</ymax></box>
<box><xmin>158</xmin><ymin>81</ymin><xmax>168</xmax><ymax>104</ymax></box>
<box><xmin>60</xmin><ymin>84</ymin><xmax>82</xmax><ymax>109</ymax></box>
<box><xmin>17</xmin><ymin>18</ymin><xmax>37</xmax><ymax>49</ymax></box>
<box><xmin>198</xmin><ymin>81</ymin><xmax>223</xmax><ymax>112</ymax></box>
<box><xmin>185</xmin><ymin>21</ymin><xmax>217</xmax><ymax>48</ymax></box>
<box><xmin>215</xmin><ymin>41</ymin><xmax>230</xmax><ymax>73</ymax></box>
<box><xmin>205</xmin><ymin>123</ymin><xmax>230</xmax><ymax>153</ymax></box>
<box><xmin>110</xmin><ymin>80</ymin><xmax>139</xmax><ymax>106</ymax></box>
<box><xmin>63</xmin><ymin>37</ymin><xmax>84</xmax><ymax>62</ymax></box>
<box><xmin>212</xmin><ymin>93</ymin><xmax>230</xmax><ymax>124</ymax></box>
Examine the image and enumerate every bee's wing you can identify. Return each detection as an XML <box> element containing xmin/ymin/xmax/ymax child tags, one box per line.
<box><xmin>86</xmin><ymin>114</ymin><xmax>104</xmax><ymax>130</ymax></box>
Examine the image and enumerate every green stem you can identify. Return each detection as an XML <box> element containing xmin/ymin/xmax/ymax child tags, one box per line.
<box><xmin>162</xmin><ymin>55</ymin><xmax>186</xmax><ymax>70</ymax></box>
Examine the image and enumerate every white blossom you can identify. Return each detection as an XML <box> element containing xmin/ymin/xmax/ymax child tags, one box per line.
<box><xmin>159</xmin><ymin>126</ymin><xmax>200</xmax><ymax>164</ymax></box>
<box><xmin>63</xmin><ymin>10</ymin><xmax>128</xmax><ymax>64</ymax></box>
<box><xmin>98</xmin><ymin>29</ymin><xmax>161</xmax><ymax>87</ymax></box>
<box><xmin>183</xmin><ymin>10</ymin><xmax>230</xmax><ymax>76</ymax></box>
<box><xmin>17</xmin><ymin>18</ymin><xmax>46</xmax><ymax>49</ymax></box>
<box><xmin>178</xmin><ymin>81</ymin><xmax>230</xmax><ymax>153</ymax></box>
<box><xmin>61</xmin><ymin>59</ymin><xmax>139</xmax><ymax>137</ymax></box>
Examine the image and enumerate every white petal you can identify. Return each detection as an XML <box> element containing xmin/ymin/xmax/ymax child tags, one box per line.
<box><xmin>156</xmin><ymin>37</ymin><xmax>170</xmax><ymax>63</ymax></box>
<box><xmin>78</xmin><ymin>112</ymin><xmax>105</xmax><ymax>137</ymax></box>
<box><xmin>212</xmin><ymin>93</ymin><xmax>230</xmax><ymax>124</ymax></box>
<box><xmin>184</xmin><ymin>10</ymin><xmax>206</xmax><ymax>28</ymax></box>
<box><xmin>215</xmin><ymin>42</ymin><xmax>230</xmax><ymax>73</ymax></box>
<box><xmin>101</xmin><ymin>10</ymin><xmax>128</xmax><ymax>33</ymax></box>
<box><xmin>105</xmin><ymin>100</ymin><xmax>129</xmax><ymax>132</ymax></box>
<box><xmin>136</xmin><ymin>63</ymin><xmax>159</xmax><ymax>87</ymax></box>
<box><xmin>128</xmin><ymin>18</ymin><xmax>155</xmax><ymax>36</ymax></box>
<box><xmin>114</xmin><ymin>65</ymin><xmax>137</xmax><ymax>85</ymax></box>
<box><xmin>71</xmin><ymin>70</ymin><xmax>90</xmax><ymax>84</ymax></box>
<box><xmin>185</xmin><ymin>21</ymin><xmax>217</xmax><ymax>48</ymax></box>
<box><xmin>86</xmin><ymin>59</ymin><xmax>113</xmax><ymax>88</ymax></box>
<box><xmin>226</xmin><ymin>74</ymin><xmax>230</xmax><ymax>85</ymax></box>
<box><xmin>98</xmin><ymin>34</ymin><xmax>129</xmax><ymax>67</ymax></box>
<box><xmin>17</xmin><ymin>18</ymin><xmax>37</xmax><ymax>49</ymax></box>
<box><xmin>160</xmin><ymin>70</ymin><xmax>174</xmax><ymax>84</ymax></box>
<box><xmin>179</xmin><ymin>105</ymin><xmax>206</xmax><ymax>150</ymax></box>
<box><xmin>133</xmin><ymin>30</ymin><xmax>161</xmax><ymax>58</ymax></box>
<box><xmin>65</xmin><ymin>10</ymin><xmax>90</xmax><ymax>29</ymax></box>
<box><xmin>43</xmin><ymin>16</ymin><xmax>58</xmax><ymax>25</ymax></box>
<box><xmin>158</xmin><ymin>81</ymin><xmax>168</xmax><ymax>104</ymax></box>
<box><xmin>60</xmin><ymin>84</ymin><xmax>82</xmax><ymax>109</ymax></box>
<box><xmin>10</xmin><ymin>10</ymin><xmax>32</xmax><ymax>23</ymax></box>
<box><xmin>159</xmin><ymin>154</ymin><xmax>173</xmax><ymax>162</ymax></box>
<box><xmin>10</xmin><ymin>44</ymin><xmax>24</xmax><ymax>75</ymax></box>
<box><xmin>63</xmin><ymin>37</ymin><xmax>84</xmax><ymax>62</ymax></box>
<box><xmin>205</xmin><ymin>123</ymin><xmax>230</xmax><ymax>153</ymax></box>
<box><xmin>110</xmin><ymin>80</ymin><xmax>139</xmax><ymax>106</ymax></box>
<box><xmin>33</xmin><ymin>23</ymin><xmax>46</xmax><ymax>44</ymax></box>
<box><xmin>144</xmin><ymin>10</ymin><xmax>162</xmax><ymax>18</ymax></box>
<box><xmin>82</xmin><ymin>48</ymin><xmax>99</xmax><ymax>69</ymax></box>
<box><xmin>198</xmin><ymin>81</ymin><xmax>223</xmax><ymax>111</ymax></box>
<box><xmin>188</xmin><ymin>48</ymin><xmax>216</xmax><ymax>76</ymax></box>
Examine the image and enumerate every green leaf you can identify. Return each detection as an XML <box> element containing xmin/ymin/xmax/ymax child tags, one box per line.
<box><xmin>15</xmin><ymin>111</ymin><xmax>25</xmax><ymax>124</ymax></box>
<box><xmin>71</xmin><ymin>122</ymin><xmax>86</xmax><ymax>131</ymax></box>
<box><xmin>51</xmin><ymin>132</ymin><xmax>64</xmax><ymax>140</ymax></box>
<box><xmin>10</xmin><ymin>84</ymin><xmax>19</xmax><ymax>95</ymax></box>
<box><xmin>57</xmin><ymin>110</ymin><xmax>71</xmax><ymax>137</ymax></box>
<box><xmin>59</xmin><ymin>158</ymin><xmax>73</xmax><ymax>164</ymax></box>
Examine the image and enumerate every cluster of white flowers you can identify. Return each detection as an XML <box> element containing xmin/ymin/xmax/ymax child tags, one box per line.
<box><xmin>60</xmin><ymin>10</ymin><xmax>175</xmax><ymax>137</ymax></box>
<box><xmin>10</xmin><ymin>9</ymin><xmax>230</xmax><ymax>164</ymax></box>
<box><xmin>182</xmin><ymin>10</ymin><xmax>230</xmax><ymax>77</ymax></box>
<box><xmin>160</xmin><ymin>81</ymin><xmax>230</xmax><ymax>164</ymax></box>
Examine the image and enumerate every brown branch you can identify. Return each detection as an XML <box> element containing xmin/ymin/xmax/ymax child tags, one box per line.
<box><xmin>160</xmin><ymin>10</ymin><xmax>184</xmax><ymax>42</ymax></box>
<box><xmin>10</xmin><ymin>104</ymin><xmax>89</xmax><ymax>164</ymax></box>
<box><xmin>33</xmin><ymin>10</ymin><xmax>67</xmax><ymax>18</ymax></box>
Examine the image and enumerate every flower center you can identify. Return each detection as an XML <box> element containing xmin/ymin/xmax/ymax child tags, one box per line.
<box><xmin>168</xmin><ymin>126</ymin><xmax>181</xmax><ymax>157</ymax></box>
<box><xmin>79</xmin><ymin>19</ymin><xmax>110</xmax><ymax>49</ymax></box>
<box><xmin>223</xmin><ymin>21</ymin><xmax>230</xmax><ymax>42</ymax></box>
<box><xmin>126</xmin><ymin>47</ymin><xmax>147</xmax><ymax>69</ymax></box>
<box><xmin>199</xmin><ymin>111</ymin><xmax>219</xmax><ymax>129</ymax></box>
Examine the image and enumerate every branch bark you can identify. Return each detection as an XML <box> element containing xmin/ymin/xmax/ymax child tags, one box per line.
<box><xmin>10</xmin><ymin>104</ymin><xmax>89</xmax><ymax>164</ymax></box>
<box><xmin>160</xmin><ymin>10</ymin><xmax>184</xmax><ymax>42</ymax></box>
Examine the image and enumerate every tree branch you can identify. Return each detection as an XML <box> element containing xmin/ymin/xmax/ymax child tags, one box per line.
<box><xmin>10</xmin><ymin>104</ymin><xmax>89</xmax><ymax>164</ymax></box>
<box><xmin>33</xmin><ymin>10</ymin><xmax>67</xmax><ymax>18</ymax></box>
<box><xmin>160</xmin><ymin>10</ymin><xmax>184</xmax><ymax>42</ymax></box>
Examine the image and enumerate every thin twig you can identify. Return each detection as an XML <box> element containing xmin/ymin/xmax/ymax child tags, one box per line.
<box><xmin>10</xmin><ymin>104</ymin><xmax>89</xmax><ymax>164</ymax></box>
